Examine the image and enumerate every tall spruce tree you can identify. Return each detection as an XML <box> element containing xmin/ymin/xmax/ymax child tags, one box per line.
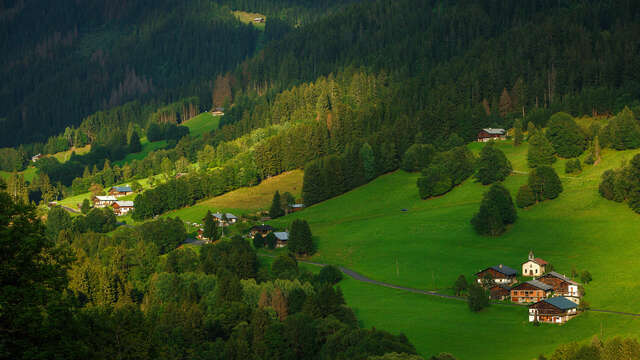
<box><xmin>289</xmin><ymin>219</ymin><xmax>314</xmax><ymax>256</ymax></box>
<box><xmin>269</xmin><ymin>191</ymin><xmax>285</xmax><ymax>218</ymax></box>
<box><xmin>128</xmin><ymin>131</ymin><xmax>142</xmax><ymax>153</ymax></box>
<box><xmin>527</xmin><ymin>131</ymin><xmax>556</xmax><ymax>168</ymax></box>
<box><xmin>515</xmin><ymin>184</ymin><xmax>536</xmax><ymax>208</ymax></box>
<box><xmin>203</xmin><ymin>210</ymin><xmax>219</xmax><ymax>241</ymax></box>
<box><xmin>513</xmin><ymin>118</ymin><xmax>523</xmax><ymax>146</ymax></box>
<box><xmin>360</xmin><ymin>142</ymin><xmax>376</xmax><ymax>181</ymax></box>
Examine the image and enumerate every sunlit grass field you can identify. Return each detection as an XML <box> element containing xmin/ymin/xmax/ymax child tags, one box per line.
<box><xmin>182</xmin><ymin>112</ymin><xmax>221</xmax><ymax>137</ymax></box>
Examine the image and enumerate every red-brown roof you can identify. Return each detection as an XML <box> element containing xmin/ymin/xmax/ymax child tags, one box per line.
<box><xmin>523</xmin><ymin>257</ymin><xmax>548</xmax><ymax>265</ymax></box>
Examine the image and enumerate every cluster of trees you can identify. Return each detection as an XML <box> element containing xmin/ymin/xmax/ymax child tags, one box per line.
<box><xmin>471</xmin><ymin>184</ymin><xmax>517</xmax><ymax>236</ymax></box>
<box><xmin>599</xmin><ymin>153</ymin><xmax>640</xmax><ymax>213</ymax></box>
<box><xmin>417</xmin><ymin>146</ymin><xmax>475</xmax><ymax>199</ymax></box>
<box><xmin>303</xmin><ymin>141</ymin><xmax>378</xmax><ymax>206</ymax></box>
<box><xmin>541</xmin><ymin>336</ymin><xmax>640</xmax><ymax>360</ymax></box>
<box><xmin>46</xmin><ymin>206</ymin><xmax>117</xmax><ymax>236</ymax></box>
<box><xmin>516</xmin><ymin>166</ymin><xmax>563</xmax><ymax>209</ymax></box>
<box><xmin>2</xmin><ymin>191</ymin><xmax>436</xmax><ymax>360</ymax></box>
<box><xmin>269</xmin><ymin>190</ymin><xmax>295</xmax><ymax>218</ymax></box>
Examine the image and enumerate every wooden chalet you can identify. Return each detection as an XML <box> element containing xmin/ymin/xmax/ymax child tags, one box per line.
<box><xmin>212</xmin><ymin>212</ymin><xmax>238</xmax><ymax>226</ymax></box>
<box><xmin>253</xmin><ymin>17</ymin><xmax>265</xmax><ymax>23</ymax></box>
<box><xmin>477</xmin><ymin>128</ymin><xmax>506</xmax><ymax>142</ymax></box>
<box><xmin>211</xmin><ymin>107</ymin><xmax>225</xmax><ymax>116</ymax></box>
<box><xmin>31</xmin><ymin>153</ymin><xmax>42</xmax><ymax>162</ymax></box>
<box><xmin>94</xmin><ymin>195</ymin><xmax>117</xmax><ymax>208</ymax></box>
<box><xmin>475</xmin><ymin>264</ymin><xmax>518</xmax><ymax>285</ymax></box>
<box><xmin>489</xmin><ymin>284</ymin><xmax>511</xmax><ymax>300</ymax></box>
<box><xmin>112</xmin><ymin>201</ymin><xmax>134</xmax><ymax>216</ymax></box>
<box><xmin>510</xmin><ymin>280</ymin><xmax>553</xmax><ymax>304</ymax></box>
<box><xmin>249</xmin><ymin>224</ymin><xmax>274</xmax><ymax>237</ymax></box>
<box><xmin>109</xmin><ymin>185</ymin><xmax>133</xmax><ymax>197</ymax></box>
<box><xmin>522</xmin><ymin>250</ymin><xmax>548</xmax><ymax>277</ymax></box>
<box><xmin>273</xmin><ymin>231</ymin><xmax>289</xmax><ymax>248</ymax></box>
<box><xmin>528</xmin><ymin>297</ymin><xmax>578</xmax><ymax>324</ymax></box>
<box><xmin>537</xmin><ymin>271</ymin><xmax>580</xmax><ymax>304</ymax></box>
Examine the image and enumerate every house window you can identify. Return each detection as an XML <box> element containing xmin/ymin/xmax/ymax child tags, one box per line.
<box><xmin>535</xmin><ymin>269</ymin><xmax>538</xmax><ymax>274</ymax></box>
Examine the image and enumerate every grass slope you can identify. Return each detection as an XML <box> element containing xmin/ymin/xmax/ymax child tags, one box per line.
<box><xmin>0</xmin><ymin>166</ymin><xmax>37</xmax><ymax>182</ymax></box>
<box><xmin>162</xmin><ymin>170</ymin><xmax>303</xmax><ymax>222</ymax></box>
<box><xmin>58</xmin><ymin>175</ymin><xmax>161</xmax><ymax>210</ymax></box>
<box><xmin>49</xmin><ymin>145</ymin><xmax>91</xmax><ymax>163</ymax></box>
<box><xmin>115</xmin><ymin>137</ymin><xmax>167</xmax><ymax>166</ymax></box>
<box><xmin>232</xmin><ymin>10</ymin><xmax>266</xmax><ymax>30</ymax></box>
<box><xmin>182</xmin><ymin>112</ymin><xmax>221</xmax><ymax>138</ymax></box>
<box><xmin>268</xmin><ymin>141</ymin><xmax>640</xmax><ymax>359</ymax></box>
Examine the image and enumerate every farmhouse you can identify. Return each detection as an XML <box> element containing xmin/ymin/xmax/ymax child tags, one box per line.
<box><xmin>94</xmin><ymin>195</ymin><xmax>117</xmax><ymax>208</ymax></box>
<box><xmin>109</xmin><ymin>185</ymin><xmax>133</xmax><ymax>197</ymax></box>
<box><xmin>477</xmin><ymin>128</ymin><xmax>506</xmax><ymax>142</ymax></box>
<box><xmin>249</xmin><ymin>224</ymin><xmax>274</xmax><ymax>237</ymax></box>
<box><xmin>273</xmin><ymin>231</ymin><xmax>289</xmax><ymax>248</ymax></box>
<box><xmin>211</xmin><ymin>107</ymin><xmax>225</xmax><ymax>116</ymax></box>
<box><xmin>289</xmin><ymin>203</ymin><xmax>306</xmax><ymax>213</ymax></box>
<box><xmin>537</xmin><ymin>271</ymin><xmax>580</xmax><ymax>304</ymax></box>
<box><xmin>112</xmin><ymin>201</ymin><xmax>134</xmax><ymax>216</ymax></box>
<box><xmin>475</xmin><ymin>264</ymin><xmax>518</xmax><ymax>285</ymax></box>
<box><xmin>31</xmin><ymin>153</ymin><xmax>42</xmax><ymax>162</ymax></box>
<box><xmin>211</xmin><ymin>212</ymin><xmax>238</xmax><ymax>226</ymax></box>
<box><xmin>528</xmin><ymin>297</ymin><xmax>578</xmax><ymax>324</ymax></box>
<box><xmin>510</xmin><ymin>280</ymin><xmax>553</xmax><ymax>303</ymax></box>
<box><xmin>253</xmin><ymin>17</ymin><xmax>265</xmax><ymax>23</ymax></box>
<box><xmin>522</xmin><ymin>251</ymin><xmax>548</xmax><ymax>277</ymax></box>
<box><xmin>489</xmin><ymin>284</ymin><xmax>511</xmax><ymax>300</ymax></box>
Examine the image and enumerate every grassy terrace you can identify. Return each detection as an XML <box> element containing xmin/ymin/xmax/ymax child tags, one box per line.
<box><xmin>232</xmin><ymin>10</ymin><xmax>266</xmax><ymax>30</ymax></box>
<box><xmin>266</xmin><ymin>141</ymin><xmax>640</xmax><ymax>358</ymax></box>
<box><xmin>182</xmin><ymin>112</ymin><xmax>221</xmax><ymax>138</ymax></box>
<box><xmin>114</xmin><ymin>137</ymin><xmax>167</xmax><ymax>166</ymax></box>
<box><xmin>162</xmin><ymin>170</ymin><xmax>303</xmax><ymax>221</ymax></box>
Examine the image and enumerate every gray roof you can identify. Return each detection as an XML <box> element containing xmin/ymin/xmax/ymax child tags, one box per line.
<box><xmin>212</xmin><ymin>213</ymin><xmax>237</xmax><ymax>220</ymax></box>
<box><xmin>482</xmin><ymin>128</ymin><xmax>506</xmax><ymax>135</ymax></box>
<box><xmin>542</xmin><ymin>271</ymin><xmax>578</xmax><ymax>285</ymax></box>
<box><xmin>112</xmin><ymin>186</ymin><xmax>132</xmax><ymax>192</ymax></box>
<box><xmin>525</xmin><ymin>279</ymin><xmax>554</xmax><ymax>291</ymax></box>
<box><xmin>290</xmin><ymin>204</ymin><xmax>305</xmax><ymax>208</ymax></box>
<box><xmin>114</xmin><ymin>201</ymin><xmax>134</xmax><ymax>207</ymax></box>
<box><xmin>489</xmin><ymin>265</ymin><xmax>517</xmax><ymax>276</ymax></box>
<box><xmin>544</xmin><ymin>296</ymin><xmax>578</xmax><ymax>310</ymax></box>
<box><xmin>273</xmin><ymin>232</ymin><xmax>289</xmax><ymax>241</ymax></box>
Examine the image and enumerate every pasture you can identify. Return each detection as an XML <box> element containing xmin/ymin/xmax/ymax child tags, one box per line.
<box><xmin>267</xmin><ymin>141</ymin><xmax>640</xmax><ymax>358</ymax></box>
<box><xmin>182</xmin><ymin>112</ymin><xmax>221</xmax><ymax>137</ymax></box>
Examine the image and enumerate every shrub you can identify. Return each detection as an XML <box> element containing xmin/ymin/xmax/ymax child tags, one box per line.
<box><xmin>546</xmin><ymin>112</ymin><xmax>587</xmax><ymax>158</ymax></box>
<box><xmin>564</xmin><ymin>158</ymin><xmax>582</xmax><ymax>174</ymax></box>
<box><xmin>529</xmin><ymin>166</ymin><xmax>563</xmax><ymax>200</ymax></box>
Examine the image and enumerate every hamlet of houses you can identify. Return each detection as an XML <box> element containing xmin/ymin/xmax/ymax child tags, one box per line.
<box><xmin>475</xmin><ymin>251</ymin><xmax>581</xmax><ymax>324</ymax></box>
<box><xmin>90</xmin><ymin>186</ymin><xmax>136</xmax><ymax>216</ymax></box>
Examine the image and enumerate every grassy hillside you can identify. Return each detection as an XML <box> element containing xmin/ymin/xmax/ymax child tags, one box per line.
<box><xmin>162</xmin><ymin>169</ymin><xmax>303</xmax><ymax>221</ymax></box>
<box><xmin>182</xmin><ymin>112</ymin><xmax>221</xmax><ymax>137</ymax></box>
<box><xmin>49</xmin><ymin>145</ymin><xmax>91</xmax><ymax>163</ymax></box>
<box><xmin>0</xmin><ymin>166</ymin><xmax>37</xmax><ymax>182</ymax></box>
<box><xmin>268</xmin><ymin>140</ymin><xmax>640</xmax><ymax>358</ymax></box>
<box><xmin>114</xmin><ymin>137</ymin><xmax>167</xmax><ymax>166</ymax></box>
<box><xmin>232</xmin><ymin>11</ymin><xmax>266</xmax><ymax>30</ymax></box>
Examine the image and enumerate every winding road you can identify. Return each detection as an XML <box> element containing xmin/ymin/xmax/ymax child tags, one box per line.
<box><xmin>258</xmin><ymin>254</ymin><xmax>640</xmax><ymax>316</ymax></box>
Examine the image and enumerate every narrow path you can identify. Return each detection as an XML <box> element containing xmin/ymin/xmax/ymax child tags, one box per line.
<box><xmin>258</xmin><ymin>253</ymin><xmax>640</xmax><ymax>316</ymax></box>
<box><xmin>60</xmin><ymin>205</ymin><xmax>80</xmax><ymax>214</ymax></box>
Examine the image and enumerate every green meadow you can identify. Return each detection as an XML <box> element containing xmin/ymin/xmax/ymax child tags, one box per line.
<box><xmin>182</xmin><ymin>112</ymin><xmax>221</xmax><ymax>138</ymax></box>
<box><xmin>114</xmin><ymin>137</ymin><xmax>167</xmax><ymax>166</ymax></box>
<box><xmin>0</xmin><ymin>166</ymin><xmax>37</xmax><ymax>182</ymax></box>
<box><xmin>57</xmin><ymin>175</ymin><xmax>162</xmax><ymax>210</ymax></box>
<box><xmin>266</xmin><ymin>140</ymin><xmax>640</xmax><ymax>358</ymax></box>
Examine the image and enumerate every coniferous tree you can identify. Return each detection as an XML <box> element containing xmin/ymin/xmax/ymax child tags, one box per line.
<box><xmin>526</xmin><ymin>122</ymin><xmax>537</xmax><ymax>139</ymax></box>
<box><xmin>453</xmin><ymin>275</ymin><xmax>468</xmax><ymax>296</ymax></box>
<box><xmin>203</xmin><ymin>210</ymin><xmax>219</xmax><ymax>241</ymax></box>
<box><xmin>46</xmin><ymin>206</ymin><xmax>72</xmax><ymax>239</ymax></box>
<box><xmin>468</xmin><ymin>283</ymin><xmax>490</xmax><ymax>312</ymax></box>
<box><xmin>265</xmin><ymin>232</ymin><xmax>277</xmax><ymax>250</ymax></box>
<box><xmin>417</xmin><ymin>165</ymin><xmax>452</xmax><ymax>199</ymax></box>
<box><xmin>529</xmin><ymin>166</ymin><xmax>563</xmax><ymax>201</ymax></box>
<box><xmin>516</xmin><ymin>184</ymin><xmax>536</xmax><ymax>208</ymax></box>
<box><xmin>252</xmin><ymin>233</ymin><xmax>264</xmax><ymax>249</ymax></box>
<box><xmin>360</xmin><ymin>142</ymin><xmax>376</xmax><ymax>181</ymax></box>
<box><xmin>527</xmin><ymin>131</ymin><xmax>556</xmax><ymax>168</ymax></box>
<box><xmin>513</xmin><ymin>118</ymin><xmax>523</xmax><ymax>146</ymax></box>
<box><xmin>471</xmin><ymin>183</ymin><xmax>517</xmax><ymax>236</ymax></box>
<box><xmin>545</xmin><ymin>112</ymin><xmax>586</xmax><ymax>158</ymax></box>
<box><xmin>269</xmin><ymin>191</ymin><xmax>285</xmax><ymax>218</ymax></box>
<box><xmin>289</xmin><ymin>219</ymin><xmax>313</xmax><ymax>256</ymax></box>
<box><xmin>128</xmin><ymin>131</ymin><xmax>142</xmax><ymax>153</ymax></box>
<box><xmin>81</xmin><ymin>198</ymin><xmax>91</xmax><ymax>214</ymax></box>
<box><xmin>474</xmin><ymin>144</ymin><xmax>512</xmax><ymax>185</ymax></box>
